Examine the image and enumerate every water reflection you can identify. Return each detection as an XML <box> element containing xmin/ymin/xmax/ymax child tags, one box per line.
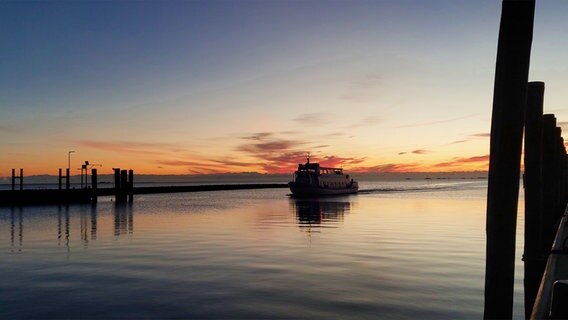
<box><xmin>114</xmin><ymin>203</ymin><xmax>133</xmax><ymax>237</ymax></box>
<box><xmin>57</xmin><ymin>205</ymin><xmax>70</xmax><ymax>254</ymax></box>
<box><xmin>5</xmin><ymin>202</ymin><xmax>136</xmax><ymax>252</ymax></box>
<box><xmin>290</xmin><ymin>198</ymin><xmax>351</xmax><ymax>228</ymax></box>
<box><xmin>10</xmin><ymin>207</ymin><xmax>23</xmax><ymax>252</ymax></box>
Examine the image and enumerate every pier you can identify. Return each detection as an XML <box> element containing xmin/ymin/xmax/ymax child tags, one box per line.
<box><xmin>0</xmin><ymin>167</ymin><xmax>287</xmax><ymax>206</ymax></box>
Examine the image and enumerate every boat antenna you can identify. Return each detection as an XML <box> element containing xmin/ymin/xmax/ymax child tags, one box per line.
<box><xmin>306</xmin><ymin>152</ymin><xmax>310</xmax><ymax>164</ymax></box>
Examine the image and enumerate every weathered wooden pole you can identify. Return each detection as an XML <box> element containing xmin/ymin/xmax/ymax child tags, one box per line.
<box><xmin>19</xmin><ymin>168</ymin><xmax>23</xmax><ymax>190</ymax></box>
<box><xmin>11</xmin><ymin>168</ymin><xmax>15</xmax><ymax>190</ymax></box>
<box><xmin>523</xmin><ymin>81</ymin><xmax>545</xmax><ymax>318</ymax></box>
<box><xmin>484</xmin><ymin>0</ymin><xmax>535</xmax><ymax>318</ymax></box>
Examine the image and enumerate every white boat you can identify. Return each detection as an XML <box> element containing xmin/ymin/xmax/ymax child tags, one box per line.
<box><xmin>288</xmin><ymin>156</ymin><xmax>359</xmax><ymax>196</ymax></box>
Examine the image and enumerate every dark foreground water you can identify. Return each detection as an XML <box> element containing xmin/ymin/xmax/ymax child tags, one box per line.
<box><xmin>0</xmin><ymin>180</ymin><xmax>525</xmax><ymax>319</ymax></box>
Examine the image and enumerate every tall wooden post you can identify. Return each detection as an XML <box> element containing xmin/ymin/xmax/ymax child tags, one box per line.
<box><xmin>58</xmin><ymin>168</ymin><xmax>63</xmax><ymax>190</ymax></box>
<box><xmin>120</xmin><ymin>170</ymin><xmax>127</xmax><ymax>202</ymax></box>
<box><xmin>523</xmin><ymin>81</ymin><xmax>545</xmax><ymax>317</ymax></box>
<box><xmin>11</xmin><ymin>168</ymin><xmax>15</xmax><ymax>191</ymax></box>
<box><xmin>484</xmin><ymin>0</ymin><xmax>535</xmax><ymax>318</ymax></box>
<box><xmin>542</xmin><ymin>115</ymin><xmax>558</xmax><ymax>252</ymax></box>
<box><xmin>66</xmin><ymin>168</ymin><xmax>70</xmax><ymax>190</ymax></box>
<box><xmin>113</xmin><ymin>168</ymin><xmax>121</xmax><ymax>202</ymax></box>
<box><xmin>128</xmin><ymin>169</ymin><xmax>134</xmax><ymax>203</ymax></box>
<box><xmin>19</xmin><ymin>168</ymin><xmax>23</xmax><ymax>190</ymax></box>
<box><xmin>91</xmin><ymin>169</ymin><xmax>98</xmax><ymax>203</ymax></box>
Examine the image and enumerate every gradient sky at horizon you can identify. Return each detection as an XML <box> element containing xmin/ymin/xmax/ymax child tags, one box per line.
<box><xmin>1</xmin><ymin>0</ymin><xmax>568</xmax><ymax>176</ymax></box>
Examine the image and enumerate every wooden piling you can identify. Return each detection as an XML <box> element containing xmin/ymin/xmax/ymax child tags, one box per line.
<box><xmin>113</xmin><ymin>168</ymin><xmax>121</xmax><ymax>192</ymax></box>
<box><xmin>58</xmin><ymin>168</ymin><xmax>63</xmax><ymax>190</ymax></box>
<box><xmin>541</xmin><ymin>115</ymin><xmax>557</xmax><ymax>253</ymax></box>
<box><xmin>91</xmin><ymin>168</ymin><xmax>98</xmax><ymax>203</ymax></box>
<box><xmin>523</xmin><ymin>81</ymin><xmax>545</xmax><ymax>317</ymax></box>
<box><xmin>128</xmin><ymin>169</ymin><xmax>134</xmax><ymax>203</ymax></box>
<box><xmin>11</xmin><ymin>169</ymin><xmax>15</xmax><ymax>191</ymax></box>
<box><xmin>120</xmin><ymin>170</ymin><xmax>127</xmax><ymax>202</ymax></box>
<box><xmin>524</xmin><ymin>81</ymin><xmax>544</xmax><ymax>255</ymax></box>
<box><xmin>484</xmin><ymin>0</ymin><xmax>535</xmax><ymax>318</ymax></box>
<box><xmin>66</xmin><ymin>168</ymin><xmax>70</xmax><ymax>190</ymax></box>
<box><xmin>19</xmin><ymin>168</ymin><xmax>23</xmax><ymax>190</ymax></box>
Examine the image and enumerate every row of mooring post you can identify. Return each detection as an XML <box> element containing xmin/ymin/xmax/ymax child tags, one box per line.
<box><xmin>11</xmin><ymin>168</ymin><xmax>23</xmax><ymax>190</ymax></box>
<box><xmin>113</xmin><ymin>168</ymin><xmax>133</xmax><ymax>203</ymax></box>
<box><xmin>540</xmin><ymin>115</ymin><xmax>568</xmax><ymax>251</ymax></box>
<box><xmin>522</xmin><ymin>83</ymin><xmax>568</xmax><ymax>317</ymax></box>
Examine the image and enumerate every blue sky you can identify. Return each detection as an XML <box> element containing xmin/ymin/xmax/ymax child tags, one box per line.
<box><xmin>1</xmin><ymin>0</ymin><xmax>567</xmax><ymax>174</ymax></box>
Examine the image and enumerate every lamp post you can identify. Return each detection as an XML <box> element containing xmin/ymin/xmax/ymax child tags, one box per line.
<box><xmin>67</xmin><ymin>151</ymin><xmax>75</xmax><ymax>170</ymax></box>
<box><xmin>85</xmin><ymin>163</ymin><xmax>102</xmax><ymax>188</ymax></box>
<box><xmin>66</xmin><ymin>150</ymin><xmax>75</xmax><ymax>190</ymax></box>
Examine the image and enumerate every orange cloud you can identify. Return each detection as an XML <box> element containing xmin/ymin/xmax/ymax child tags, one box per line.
<box><xmin>398</xmin><ymin>148</ymin><xmax>430</xmax><ymax>155</ymax></box>
<box><xmin>351</xmin><ymin>163</ymin><xmax>421</xmax><ymax>173</ymax></box>
<box><xmin>448</xmin><ymin>139</ymin><xmax>469</xmax><ymax>145</ymax></box>
<box><xmin>432</xmin><ymin>154</ymin><xmax>490</xmax><ymax>170</ymax></box>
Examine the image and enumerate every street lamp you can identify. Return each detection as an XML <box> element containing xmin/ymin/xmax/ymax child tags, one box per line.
<box><xmin>84</xmin><ymin>162</ymin><xmax>102</xmax><ymax>188</ymax></box>
<box><xmin>67</xmin><ymin>150</ymin><xmax>75</xmax><ymax>169</ymax></box>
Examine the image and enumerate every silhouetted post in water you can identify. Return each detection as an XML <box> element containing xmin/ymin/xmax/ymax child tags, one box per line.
<box><xmin>542</xmin><ymin>115</ymin><xmax>558</xmax><ymax>252</ymax></box>
<box><xmin>113</xmin><ymin>168</ymin><xmax>122</xmax><ymax>202</ymax></box>
<box><xmin>120</xmin><ymin>170</ymin><xmax>128</xmax><ymax>202</ymax></box>
<box><xmin>58</xmin><ymin>168</ymin><xmax>63</xmax><ymax>190</ymax></box>
<box><xmin>10</xmin><ymin>168</ymin><xmax>24</xmax><ymax>190</ymax></box>
<box><xmin>484</xmin><ymin>0</ymin><xmax>535</xmax><ymax>318</ymax></box>
<box><xmin>128</xmin><ymin>169</ymin><xmax>134</xmax><ymax>203</ymax></box>
<box><xmin>523</xmin><ymin>81</ymin><xmax>545</xmax><ymax>318</ymax></box>
<box><xmin>113</xmin><ymin>168</ymin><xmax>121</xmax><ymax>192</ymax></box>
<box><xmin>66</xmin><ymin>168</ymin><xmax>70</xmax><ymax>190</ymax></box>
<box><xmin>91</xmin><ymin>169</ymin><xmax>98</xmax><ymax>203</ymax></box>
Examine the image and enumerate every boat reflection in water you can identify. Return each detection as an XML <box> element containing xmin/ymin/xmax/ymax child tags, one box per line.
<box><xmin>290</xmin><ymin>197</ymin><xmax>352</xmax><ymax>231</ymax></box>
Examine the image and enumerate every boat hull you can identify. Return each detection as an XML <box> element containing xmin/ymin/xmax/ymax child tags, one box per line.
<box><xmin>288</xmin><ymin>182</ymin><xmax>358</xmax><ymax>197</ymax></box>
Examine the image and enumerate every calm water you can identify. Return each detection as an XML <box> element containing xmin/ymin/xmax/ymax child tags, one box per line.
<box><xmin>0</xmin><ymin>179</ymin><xmax>526</xmax><ymax>319</ymax></box>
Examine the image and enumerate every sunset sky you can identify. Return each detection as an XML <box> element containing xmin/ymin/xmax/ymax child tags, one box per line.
<box><xmin>2</xmin><ymin>0</ymin><xmax>568</xmax><ymax>176</ymax></box>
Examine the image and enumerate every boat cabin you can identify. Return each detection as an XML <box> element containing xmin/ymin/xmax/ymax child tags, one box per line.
<box><xmin>293</xmin><ymin>162</ymin><xmax>353</xmax><ymax>189</ymax></box>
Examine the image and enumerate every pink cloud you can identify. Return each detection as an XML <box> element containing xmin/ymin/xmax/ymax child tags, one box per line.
<box><xmin>433</xmin><ymin>154</ymin><xmax>490</xmax><ymax>168</ymax></box>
